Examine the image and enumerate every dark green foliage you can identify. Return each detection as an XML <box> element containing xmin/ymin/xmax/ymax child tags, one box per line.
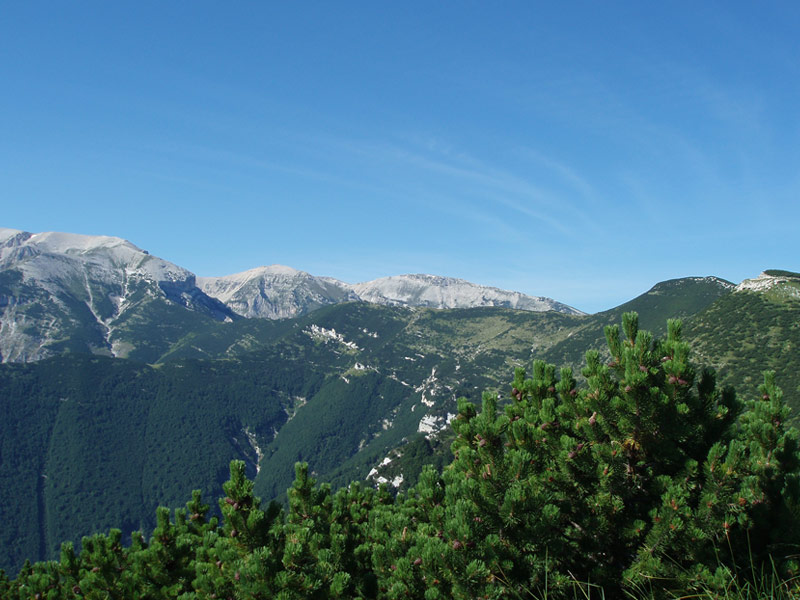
<box><xmin>2</xmin><ymin>282</ymin><xmax>797</xmax><ymax>587</ymax></box>
<box><xmin>686</xmin><ymin>285</ymin><xmax>800</xmax><ymax>414</ymax></box>
<box><xmin>764</xmin><ymin>269</ymin><xmax>800</xmax><ymax>279</ymax></box>
<box><xmin>539</xmin><ymin>276</ymin><xmax>733</xmax><ymax>369</ymax></box>
<box><xmin>417</xmin><ymin>314</ymin><xmax>799</xmax><ymax>597</ymax></box>
<box><xmin>43</xmin><ymin>358</ymin><xmax>154</xmax><ymax>560</ymax></box>
<box><xmin>0</xmin><ymin>354</ymin><xmax>295</xmax><ymax>574</ymax></box>
<box><xmin>0</xmin><ymin>362</ymin><xmax>61</xmax><ymax>572</ymax></box>
<box><xmin>255</xmin><ymin>372</ymin><xmax>417</xmax><ymax>501</ymax></box>
<box><xmin>9</xmin><ymin>313</ymin><xmax>799</xmax><ymax>599</ymax></box>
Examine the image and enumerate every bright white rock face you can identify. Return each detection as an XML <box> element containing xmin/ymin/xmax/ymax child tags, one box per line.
<box><xmin>352</xmin><ymin>274</ymin><xmax>585</xmax><ymax>315</ymax></box>
<box><xmin>736</xmin><ymin>271</ymin><xmax>800</xmax><ymax>299</ymax></box>
<box><xmin>1</xmin><ymin>227</ymin><xmax>592</xmax><ymax>363</ymax></box>
<box><xmin>0</xmin><ymin>229</ymin><xmax>193</xmax><ymax>283</ymax></box>
<box><xmin>0</xmin><ymin>229</ymin><xmax>230</xmax><ymax>362</ymax></box>
<box><xmin>197</xmin><ymin>269</ymin><xmax>587</xmax><ymax>319</ymax></box>
<box><xmin>2</xmin><ymin>228</ymin><xmax>592</xmax><ymax>362</ymax></box>
<box><xmin>13</xmin><ymin>227</ymin><xmax>766</xmax><ymax>364</ymax></box>
<box><xmin>737</xmin><ymin>272</ymin><xmax>789</xmax><ymax>292</ymax></box>
<box><xmin>197</xmin><ymin>266</ymin><xmax>360</xmax><ymax>319</ymax></box>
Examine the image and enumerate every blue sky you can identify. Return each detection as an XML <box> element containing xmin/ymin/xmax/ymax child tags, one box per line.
<box><xmin>2</xmin><ymin>2</ymin><xmax>799</xmax><ymax>313</ymax></box>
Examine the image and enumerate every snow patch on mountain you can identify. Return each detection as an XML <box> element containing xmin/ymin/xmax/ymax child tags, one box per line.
<box><xmin>367</xmin><ymin>454</ymin><xmax>405</xmax><ymax>488</ymax></box>
<box><xmin>692</xmin><ymin>276</ymin><xmax>735</xmax><ymax>288</ymax></box>
<box><xmin>415</xmin><ymin>367</ymin><xmax>440</xmax><ymax>407</ymax></box>
<box><xmin>367</xmin><ymin>456</ymin><xmax>393</xmax><ymax>479</ymax></box>
<box><xmin>244</xmin><ymin>427</ymin><xmax>264</xmax><ymax>475</ymax></box>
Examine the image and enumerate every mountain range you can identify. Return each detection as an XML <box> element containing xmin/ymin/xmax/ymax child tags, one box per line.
<box><xmin>1</xmin><ymin>227</ymin><xmax>799</xmax><ymax>577</ymax></box>
<box><xmin>0</xmin><ymin>228</ymin><xmax>581</xmax><ymax>363</ymax></box>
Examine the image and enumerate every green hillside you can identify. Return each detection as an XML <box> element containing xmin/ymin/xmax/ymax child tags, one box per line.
<box><xmin>3</xmin><ymin>275</ymin><xmax>795</xmax><ymax>578</ymax></box>
<box><xmin>5</xmin><ymin>312</ymin><xmax>800</xmax><ymax>599</ymax></box>
<box><xmin>0</xmin><ymin>355</ymin><xmax>302</xmax><ymax>572</ymax></box>
<box><xmin>686</xmin><ymin>281</ymin><xmax>800</xmax><ymax>407</ymax></box>
<box><xmin>537</xmin><ymin>276</ymin><xmax>733</xmax><ymax>369</ymax></box>
<box><xmin>370</xmin><ymin>277</ymin><xmax>800</xmax><ymax>490</ymax></box>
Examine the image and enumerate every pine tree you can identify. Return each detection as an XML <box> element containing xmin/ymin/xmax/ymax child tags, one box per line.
<box><xmin>72</xmin><ymin>529</ymin><xmax>137</xmax><ymax>598</ymax></box>
<box><xmin>430</xmin><ymin>312</ymin><xmax>800</xmax><ymax>597</ymax></box>
<box><xmin>375</xmin><ymin>467</ymin><xmax>450</xmax><ymax>599</ymax></box>
<box><xmin>194</xmin><ymin>460</ymin><xmax>281</xmax><ymax>599</ymax></box>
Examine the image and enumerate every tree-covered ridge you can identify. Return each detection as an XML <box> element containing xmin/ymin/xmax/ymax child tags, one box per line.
<box><xmin>370</xmin><ymin>277</ymin><xmax>796</xmax><ymax>491</ymax></box>
<box><xmin>5</xmin><ymin>314</ymin><xmax>799</xmax><ymax>599</ymax></box>
<box><xmin>1</xmin><ymin>275</ymin><xmax>794</xmax><ymax>577</ymax></box>
<box><xmin>764</xmin><ymin>270</ymin><xmax>800</xmax><ymax>279</ymax></box>
<box><xmin>686</xmin><ymin>284</ymin><xmax>800</xmax><ymax>402</ymax></box>
<box><xmin>0</xmin><ymin>353</ymin><xmax>318</xmax><ymax>574</ymax></box>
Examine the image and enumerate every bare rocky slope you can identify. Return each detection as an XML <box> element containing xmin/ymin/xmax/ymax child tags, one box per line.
<box><xmin>351</xmin><ymin>273</ymin><xmax>584</xmax><ymax>315</ymax></box>
<box><xmin>1</xmin><ymin>228</ymin><xmax>582</xmax><ymax>361</ymax></box>
<box><xmin>0</xmin><ymin>228</ymin><xmax>233</xmax><ymax>362</ymax></box>
<box><xmin>197</xmin><ymin>266</ymin><xmax>360</xmax><ymax>319</ymax></box>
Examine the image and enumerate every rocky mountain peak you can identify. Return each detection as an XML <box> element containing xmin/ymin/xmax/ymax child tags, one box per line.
<box><xmin>352</xmin><ymin>273</ymin><xmax>585</xmax><ymax>315</ymax></box>
<box><xmin>197</xmin><ymin>267</ymin><xmax>358</xmax><ymax>320</ymax></box>
<box><xmin>736</xmin><ymin>270</ymin><xmax>800</xmax><ymax>293</ymax></box>
<box><xmin>0</xmin><ymin>228</ymin><xmax>233</xmax><ymax>362</ymax></box>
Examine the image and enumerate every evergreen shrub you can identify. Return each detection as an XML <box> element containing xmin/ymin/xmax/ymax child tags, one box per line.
<box><xmin>5</xmin><ymin>313</ymin><xmax>800</xmax><ymax>599</ymax></box>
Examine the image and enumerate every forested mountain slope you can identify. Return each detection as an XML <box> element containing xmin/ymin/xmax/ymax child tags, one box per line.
<box><xmin>535</xmin><ymin>276</ymin><xmax>734</xmax><ymax>368</ymax></box>
<box><xmin>0</xmin><ymin>275</ymin><xmax>741</xmax><ymax>574</ymax></box>
<box><xmin>0</xmin><ymin>228</ymin><xmax>583</xmax><ymax>364</ymax></box>
<box><xmin>5</xmin><ymin>312</ymin><xmax>800</xmax><ymax>599</ymax></box>
<box><xmin>369</xmin><ymin>275</ymin><xmax>800</xmax><ymax>490</ymax></box>
<box><xmin>686</xmin><ymin>270</ymin><xmax>800</xmax><ymax>402</ymax></box>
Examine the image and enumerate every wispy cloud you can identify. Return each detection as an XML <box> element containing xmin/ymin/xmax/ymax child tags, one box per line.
<box><xmin>307</xmin><ymin>132</ymin><xmax>606</xmax><ymax>238</ymax></box>
<box><xmin>516</xmin><ymin>147</ymin><xmax>600</xmax><ymax>206</ymax></box>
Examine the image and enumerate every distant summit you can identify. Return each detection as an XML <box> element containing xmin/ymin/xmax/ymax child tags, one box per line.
<box><xmin>351</xmin><ymin>273</ymin><xmax>584</xmax><ymax>315</ymax></box>
<box><xmin>0</xmin><ymin>228</ymin><xmax>234</xmax><ymax>362</ymax></box>
<box><xmin>5</xmin><ymin>227</ymin><xmax>792</xmax><ymax>364</ymax></box>
<box><xmin>197</xmin><ymin>270</ymin><xmax>585</xmax><ymax>318</ymax></box>
<box><xmin>1</xmin><ymin>228</ymin><xmax>584</xmax><ymax>361</ymax></box>
<box><xmin>737</xmin><ymin>270</ymin><xmax>800</xmax><ymax>293</ymax></box>
<box><xmin>197</xmin><ymin>266</ymin><xmax>360</xmax><ymax>319</ymax></box>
